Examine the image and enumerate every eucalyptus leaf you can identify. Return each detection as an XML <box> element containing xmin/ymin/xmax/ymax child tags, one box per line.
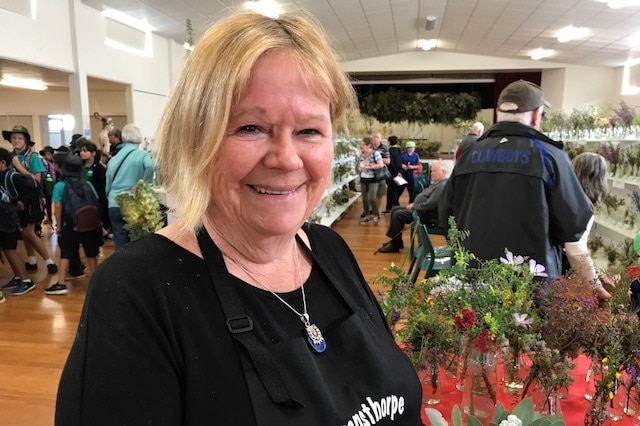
<box><xmin>451</xmin><ymin>405</ymin><xmax>462</xmax><ymax>426</ymax></box>
<box><xmin>512</xmin><ymin>397</ymin><xmax>534</xmax><ymax>424</ymax></box>
<box><xmin>424</xmin><ymin>408</ymin><xmax>448</xmax><ymax>426</ymax></box>
<box><xmin>468</xmin><ymin>416</ymin><xmax>484</xmax><ymax>426</ymax></box>
<box><xmin>492</xmin><ymin>402</ymin><xmax>508</xmax><ymax>422</ymax></box>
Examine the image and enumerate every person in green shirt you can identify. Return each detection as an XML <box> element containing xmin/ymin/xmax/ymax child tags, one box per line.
<box><xmin>2</xmin><ymin>125</ymin><xmax>57</xmax><ymax>274</ymax></box>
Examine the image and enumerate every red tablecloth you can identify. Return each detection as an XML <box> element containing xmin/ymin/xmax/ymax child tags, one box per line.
<box><xmin>419</xmin><ymin>355</ymin><xmax>638</xmax><ymax>425</ymax></box>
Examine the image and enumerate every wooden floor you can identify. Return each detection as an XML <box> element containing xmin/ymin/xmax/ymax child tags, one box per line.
<box><xmin>0</xmin><ymin>192</ymin><xmax>443</xmax><ymax>425</ymax></box>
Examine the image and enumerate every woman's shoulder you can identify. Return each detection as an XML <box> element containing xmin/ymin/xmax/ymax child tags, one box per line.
<box><xmin>96</xmin><ymin>234</ymin><xmax>201</xmax><ymax>282</ymax></box>
<box><xmin>304</xmin><ymin>224</ymin><xmax>352</xmax><ymax>256</ymax></box>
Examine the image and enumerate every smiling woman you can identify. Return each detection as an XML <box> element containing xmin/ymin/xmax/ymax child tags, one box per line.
<box><xmin>55</xmin><ymin>10</ymin><xmax>425</xmax><ymax>426</ymax></box>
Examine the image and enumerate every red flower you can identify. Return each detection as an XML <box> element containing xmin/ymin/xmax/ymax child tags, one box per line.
<box><xmin>454</xmin><ymin>308</ymin><xmax>476</xmax><ymax>332</ymax></box>
<box><xmin>472</xmin><ymin>329</ymin><xmax>494</xmax><ymax>353</ymax></box>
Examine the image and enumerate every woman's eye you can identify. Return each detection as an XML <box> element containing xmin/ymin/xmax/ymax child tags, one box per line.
<box><xmin>299</xmin><ymin>129</ymin><xmax>320</xmax><ymax>136</ymax></box>
<box><xmin>237</xmin><ymin>125</ymin><xmax>260</xmax><ymax>133</ymax></box>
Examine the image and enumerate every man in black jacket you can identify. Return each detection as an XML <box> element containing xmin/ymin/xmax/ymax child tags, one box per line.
<box><xmin>378</xmin><ymin>161</ymin><xmax>448</xmax><ymax>253</ymax></box>
<box><xmin>439</xmin><ymin>80</ymin><xmax>592</xmax><ymax>280</ymax></box>
<box><xmin>383</xmin><ymin>135</ymin><xmax>404</xmax><ymax>213</ymax></box>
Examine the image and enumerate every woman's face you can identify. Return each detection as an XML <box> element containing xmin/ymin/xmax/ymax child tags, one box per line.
<box><xmin>208</xmin><ymin>51</ymin><xmax>333</xmax><ymax>238</ymax></box>
<box><xmin>361</xmin><ymin>143</ymin><xmax>372</xmax><ymax>156</ymax></box>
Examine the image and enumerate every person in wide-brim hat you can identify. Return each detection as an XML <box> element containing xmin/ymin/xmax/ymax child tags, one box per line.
<box><xmin>61</xmin><ymin>153</ymin><xmax>84</xmax><ymax>177</ymax></box>
<box><xmin>3</xmin><ymin>125</ymin><xmax>35</xmax><ymax>147</ymax></box>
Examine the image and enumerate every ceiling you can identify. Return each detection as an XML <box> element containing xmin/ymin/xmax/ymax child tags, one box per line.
<box><xmin>2</xmin><ymin>0</ymin><xmax>640</xmax><ymax>91</ymax></box>
<box><xmin>79</xmin><ymin>0</ymin><xmax>640</xmax><ymax>67</ymax></box>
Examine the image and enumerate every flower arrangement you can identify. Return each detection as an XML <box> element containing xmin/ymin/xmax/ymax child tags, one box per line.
<box><xmin>609</xmin><ymin>100</ymin><xmax>637</xmax><ymax>128</ymax></box>
<box><xmin>115</xmin><ymin>180</ymin><xmax>164</xmax><ymax>241</ymax></box>
<box><xmin>599</xmin><ymin>142</ymin><xmax>621</xmax><ymax>176</ymax></box>
<box><xmin>379</xmin><ymin>220</ymin><xmax>543</xmax><ymax>408</ymax></box>
<box><xmin>377</xmin><ymin>217</ymin><xmax>640</xmax><ymax>425</ymax></box>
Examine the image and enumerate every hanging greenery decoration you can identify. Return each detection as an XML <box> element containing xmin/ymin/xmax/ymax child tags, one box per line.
<box><xmin>359</xmin><ymin>88</ymin><xmax>481</xmax><ymax>125</ymax></box>
<box><xmin>186</xmin><ymin>19</ymin><xmax>194</xmax><ymax>46</ymax></box>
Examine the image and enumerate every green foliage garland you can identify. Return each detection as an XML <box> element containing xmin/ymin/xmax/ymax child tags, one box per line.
<box><xmin>359</xmin><ymin>88</ymin><xmax>481</xmax><ymax>125</ymax></box>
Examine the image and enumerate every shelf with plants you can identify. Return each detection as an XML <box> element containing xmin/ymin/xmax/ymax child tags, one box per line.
<box><xmin>592</xmin><ymin>184</ymin><xmax>639</xmax><ymax>246</ymax></box>
<box><xmin>315</xmin><ymin>191</ymin><xmax>361</xmax><ymax>227</ymax></box>
<box><xmin>593</xmin><ymin>215</ymin><xmax>637</xmax><ymax>240</ymax></box>
<box><xmin>310</xmin><ymin>138</ymin><xmax>361</xmax><ymax>227</ymax></box>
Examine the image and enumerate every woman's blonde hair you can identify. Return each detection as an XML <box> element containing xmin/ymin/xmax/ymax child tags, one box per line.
<box><xmin>154</xmin><ymin>11</ymin><xmax>357</xmax><ymax>234</ymax></box>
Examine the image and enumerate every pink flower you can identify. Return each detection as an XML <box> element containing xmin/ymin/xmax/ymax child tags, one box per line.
<box><xmin>513</xmin><ymin>313</ymin><xmax>534</xmax><ymax>329</ymax></box>
<box><xmin>499</xmin><ymin>250</ymin><xmax>524</xmax><ymax>267</ymax></box>
<box><xmin>529</xmin><ymin>259</ymin><xmax>548</xmax><ymax>277</ymax></box>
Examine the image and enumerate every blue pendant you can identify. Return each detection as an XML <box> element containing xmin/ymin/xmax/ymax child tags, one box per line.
<box><xmin>305</xmin><ymin>324</ymin><xmax>326</xmax><ymax>353</ymax></box>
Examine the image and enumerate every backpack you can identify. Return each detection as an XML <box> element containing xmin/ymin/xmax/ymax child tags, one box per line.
<box><xmin>0</xmin><ymin>190</ymin><xmax>18</xmax><ymax>233</ymax></box>
<box><xmin>23</xmin><ymin>149</ymin><xmax>47</xmax><ymax>187</ymax></box>
<box><xmin>62</xmin><ymin>178</ymin><xmax>102</xmax><ymax>232</ymax></box>
<box><xmin>3</xmin><ymin>169</ymin><xmax>38</xmax><ymax>201</ymax></box>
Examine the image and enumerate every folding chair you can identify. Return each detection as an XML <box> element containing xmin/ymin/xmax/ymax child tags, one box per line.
<box><xmin>408</xmin><ymin>211</ymin><xmax>453</xmax><ymax>284</ymax></box>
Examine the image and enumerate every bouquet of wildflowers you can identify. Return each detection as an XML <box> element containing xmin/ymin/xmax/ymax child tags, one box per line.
<box><xmin>377</xmin><ymin>263</ymin><xmax>460</xmax><ymax>373</ymax></box>
<box><xmin>537</xmin><ymin>275</ymin><xmax>604</xmax><ymax>360</ymax></box>
<box><xmin>115</xmin><ymin>180</ymin><xmax>164</xmax><ymax>241</ymax></box>
<box><xmin>521</xmin><ymin>340</ymin><xmax>575</xmax><ymax>412</ymax></box>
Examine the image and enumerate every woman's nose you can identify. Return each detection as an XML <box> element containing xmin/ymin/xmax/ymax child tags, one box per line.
<box><xmin>263</xmin><ymin>133</ymin><xmax>304</xmax><ymax>170</ymax></box>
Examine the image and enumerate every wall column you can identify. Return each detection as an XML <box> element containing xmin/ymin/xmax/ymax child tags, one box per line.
<box><xmin>67</xmin><ymin>0</ymin><xmax>91</xmax><ymax>140</ymax></box>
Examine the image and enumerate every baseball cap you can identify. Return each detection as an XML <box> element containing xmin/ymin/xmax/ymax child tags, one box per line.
<box><xmin>497</xmin><ymin>80</ymin><xmax>551</xmax><ymax>113</ymax></box>
<box><xmin>405</xmin><ymin>141</ymin><xmax>416</xmax><ymax>148</ymax></box>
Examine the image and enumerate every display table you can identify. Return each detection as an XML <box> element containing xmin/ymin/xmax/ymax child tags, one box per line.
<box><xmin>419</xmin><ymin>355</ymin><xmax>638</xmax><ymax>425</ymax></box>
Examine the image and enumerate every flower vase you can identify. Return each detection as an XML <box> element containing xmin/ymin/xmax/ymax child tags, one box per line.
<box><xmin>621</xmin><ymin>378</ymin><xmax>639</xmax><ymax>417</ymax></box>
<box><xmin>462</xmin><ymin>349</ymin><xmax>497</xmax><ymax>424</ymax></box>
<box><xmin>585</xmin><ymin>395</ymin><xmax>609</xmax><ymax>426</ymax></box>
<box><xmin>585</xmin><ymin>360</ymin><xmax>608</xmax><ymax>401</ymax></box>
<box><xmin>444</xmin><ymin>352</ymin><xmax>459</xmax><ymax>378</ymax></box>
<box><xmin>535</xmin><ymin>388</ymin><xmax>562</xmax><ymax>416</ymax></box>
<box><xmin>421</xmin><ymin>360</ymin><xmax>442</xmax><ymax>405</ymax></box>
<box><xmin>456</xmin><ymin>336</ymin><xmax>470</xmax><ymax>391</ymax></box>
<box><xmin>608</xmin><ymin>374</ymin><xmax>638</xmax><ymax>421</ymax></box>
<box><xmin>502</xmin><ymin>347</ymin><xmax>531</xmax><ymax>397</ymax></box>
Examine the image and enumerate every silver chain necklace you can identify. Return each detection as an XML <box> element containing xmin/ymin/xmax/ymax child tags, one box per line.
<box><xmin>228</xmin><ymin>243</ymin><xmax>326</xmax><ymax>354</ymax></box>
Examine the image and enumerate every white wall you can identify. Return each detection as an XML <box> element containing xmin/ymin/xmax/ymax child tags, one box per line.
<box><xmin>0</xmin><ymin>1</ymin><xmax>74</xmax><ymax>71</ymax></box>
<box><xmin>0</xmin><ymin>0</ymin><xmax>185</xmax><ymax>144</ymax></box>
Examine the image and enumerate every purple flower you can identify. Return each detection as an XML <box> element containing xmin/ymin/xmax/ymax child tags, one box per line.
<box><xmin>500</xmin><ymin>250</ymin><xmax>524</xmax><ymax>267</ymax></box>
<box><xmin>513</xmin><ymin>312</ymin><xmax>534</xmax><ymax>329</ymax></box>
<box><xmin>529</xmin><ymin>259</ymin><xmax>548</xmax><ymax>277</ymax></box>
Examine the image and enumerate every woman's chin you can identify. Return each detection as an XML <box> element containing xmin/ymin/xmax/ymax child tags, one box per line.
<box><xmin>251</xmin><ymin>212</ymin><xmax>307</xmax><ymax>237</ymax></box>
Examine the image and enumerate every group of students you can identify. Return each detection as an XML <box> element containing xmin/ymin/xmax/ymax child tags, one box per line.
<box><xmin>0</xmin><ymin>125</ymin><xmax>121</xmax><ymax>302</ymax></box>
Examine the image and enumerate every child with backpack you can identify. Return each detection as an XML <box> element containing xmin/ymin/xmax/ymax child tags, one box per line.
<box><xmin>2</xmin><ymin>125</ymin><xmax>57</xmax><ymax>274</ymax></box>
<box><xmin>45</xmin><ymin>155</ymin><xmax>103</xmax><ymax>295</ymax></box>
<box><xmin>0</xmin><ymin>148</ymin><xmax>37</xmax><ymax>297</ymax></box>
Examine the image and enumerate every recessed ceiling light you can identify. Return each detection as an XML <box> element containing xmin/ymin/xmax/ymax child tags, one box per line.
<box><xmin>556</xmin><ymin>25</ymin><xmax>590</xmax><ymax>42</ymax></box>
<box><xmin>417</xmin><ymin>39</ymin><xmax>437</xmax><ymax>51</ymax></box>
<box><xmin>530</xmin><ymin>48</ymin><xmax>554</xmax><ymax>60</ymax></box>
<box><xmin>607</xmin><ymin>0</ymin><xmax>640</xmax><ymax>8</ymax></box>
<box><xmin>102</xmin><ymin>9</ymin><xmax>155</xmax><ymax>33</ymax></box>
<box><xmin>0</xmin><ymin>76</ymin><xmax>48</xmax><ymax>91</ymax></box>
